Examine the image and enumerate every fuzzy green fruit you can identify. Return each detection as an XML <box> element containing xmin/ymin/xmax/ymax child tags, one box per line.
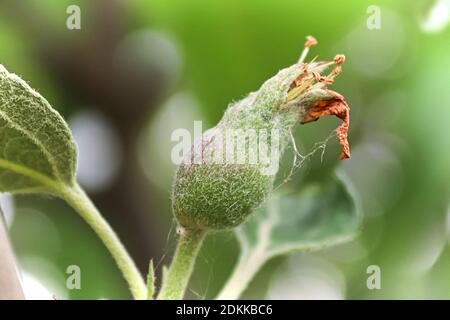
<box><xmin>172</xmin><ymin>52</ymin><xmax>350</xmax><ymax>231</ymax></box>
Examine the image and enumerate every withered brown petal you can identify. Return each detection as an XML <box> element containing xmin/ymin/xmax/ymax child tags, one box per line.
<box><xmin>300</xmin><ymin>90</ymin><xmax>350</xmax><ymax>160</ymax></box>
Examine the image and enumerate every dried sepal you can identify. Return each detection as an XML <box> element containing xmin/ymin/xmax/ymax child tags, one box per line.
<box><xmin>300</xmin><ymin>90</ymin><xmax>350</xmax><ymax>159</ymax></box>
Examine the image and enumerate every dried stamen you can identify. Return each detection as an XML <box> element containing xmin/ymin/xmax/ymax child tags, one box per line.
<box><xmin>298</xmin><ymin>35</ymin><xmax>318</xmax><ymax>63</ymax></box>
<box><xmin>333</xmin><ymin>54</ymin><xmax>346</xmax><ymax>65</ymax></box>
<box><xmin>304</xmin><ymin>36</ymin><xmax>318</xmax><ymax>48</ymax></box>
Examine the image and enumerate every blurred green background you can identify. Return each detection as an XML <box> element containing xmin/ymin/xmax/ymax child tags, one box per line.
<box><xmin>0</xmin><ymin>0</ymin><xmax>449</xmax><ymax>299</ymax></box>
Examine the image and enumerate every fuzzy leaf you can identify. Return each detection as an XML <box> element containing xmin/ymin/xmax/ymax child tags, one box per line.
<box><xmin>217</xmin><ymin>172</ymin><xmax>361</xmax><ymax>299</ymax></box>
<box><xmin>0</xmin><ymin>65</ymin><xmax>77</xmax><ymax>194</ymax></box>
<box><xmin>236</xmin><ymin>172</ymin><xmax>361</xmax><ymax>261</ymax></box>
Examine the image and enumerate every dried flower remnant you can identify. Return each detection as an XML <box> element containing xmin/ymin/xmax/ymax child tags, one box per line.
<box><xmin>287</xmin><ymin>43</ymin><xmax>351</xmax><ymax>160</ymax></box>
<box><xmin>300</xmin><ymin>90</ymin><xmax>350</xmax><ymax>159</ymax></box>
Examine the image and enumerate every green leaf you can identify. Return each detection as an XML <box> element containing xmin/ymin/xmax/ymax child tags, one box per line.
<box><xmin>0</xmin><ymin>65</ymin><xmax>147</xmax><ymax>300</ymax></box>
<box><xmin>0</xmin><ymin>64</ymin><xmax>77</xmax><ymax>194</ymax></box>
<box><xmin>217</xmin><ymin>172</ymin><xmax>361</xmax><ymax>299</ymax></box>
<box><xmin>237</xmin><ymin>173</ymin><xmax>361</xmax><ymax>258</ymax></box>
<box><xmin>146</xmin><ymin>260</ymin><xmax>155</xmax><ymax>300</ymax></box>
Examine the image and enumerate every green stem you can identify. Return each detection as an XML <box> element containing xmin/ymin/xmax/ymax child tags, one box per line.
<box><xmin>59</xmin><ymin>183</ymin><xmax>147</xmax><ymax>300</ymax></box>
<box><xmin>216</xmin><ymin>251</ymin><xmax>266</xmax><ymax>300</ymax></box>
<box><xmin>157</xmin><ymin>229</ymin><xmax>206</xmax><ymax>300</ymax></box>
